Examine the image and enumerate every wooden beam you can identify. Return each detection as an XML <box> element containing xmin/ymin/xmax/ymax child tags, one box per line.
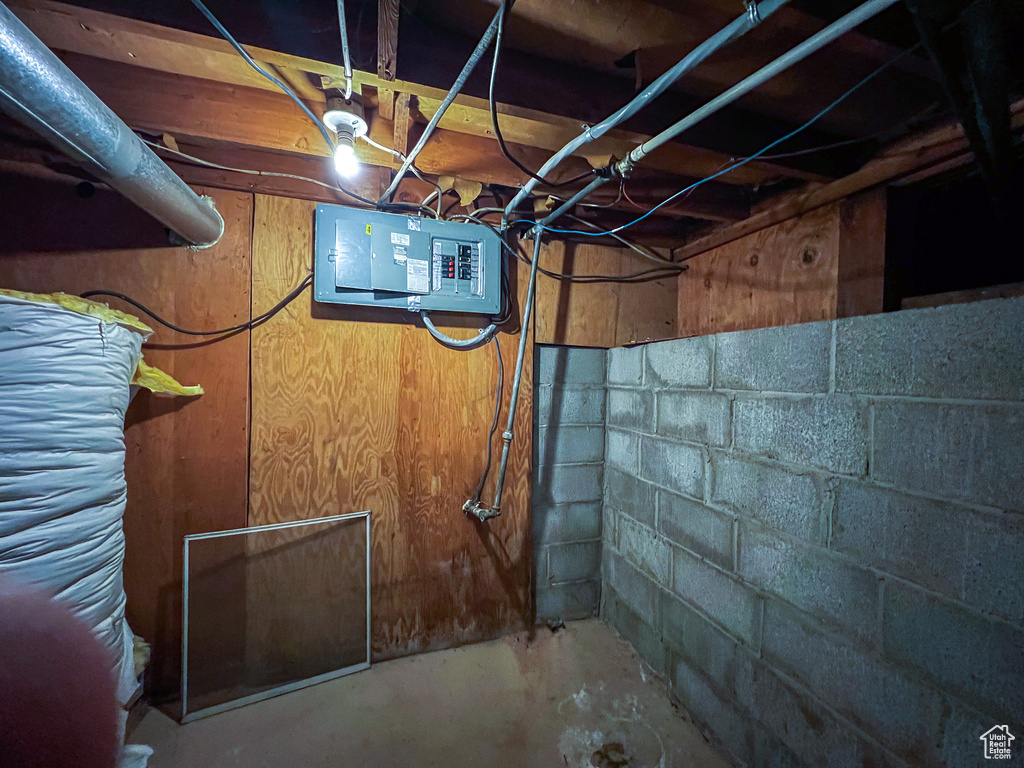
<box><xmin>377</xmin><ymin>0</ymin><xmax>400</xmax><ymax>81</ymax></box>
<box><xmin>675</xmin><ymin>100</ymin><xmax>1024</xmax><ymax>261</ymax></box>
<box><xmin>6</xmin><ymin>0</ymin><xmax>815</xmax><ymax>187</ymax></box>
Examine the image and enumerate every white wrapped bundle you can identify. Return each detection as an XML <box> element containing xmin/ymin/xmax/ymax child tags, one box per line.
<box><xmin>0</xmin><ymin>293</ymin><xmax>144</xmax><ymax>706</ymax></box>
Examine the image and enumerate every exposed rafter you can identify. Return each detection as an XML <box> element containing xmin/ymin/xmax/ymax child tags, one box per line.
<box><xmin>6</xmin><ymin>0</ymin><xmax>817</xmax><ymax>189</ymax></box>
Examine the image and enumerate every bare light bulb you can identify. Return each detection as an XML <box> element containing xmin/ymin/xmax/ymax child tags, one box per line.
<box><xmin>334</xmin><ymin>141</ymin><xmax>359</xmax><ymax>178</ymax></box>
<box><xmin>322</xmin><ymin>96</ymin><xmax>367</xmax><ymax>181</ymax></box>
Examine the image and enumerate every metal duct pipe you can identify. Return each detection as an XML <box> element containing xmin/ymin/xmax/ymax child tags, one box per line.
<box><xmin>0</xmin><ymin>4</ymin><xmax>224</xmax><ymax>248</ymax></box>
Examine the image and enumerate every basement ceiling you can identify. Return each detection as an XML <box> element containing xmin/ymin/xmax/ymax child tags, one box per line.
<box><xmin>14</xmin><ymin>0</ymin><xmax>1024</xmax><ymax>246</ymax></box>
<box><xmin>64</xmin><ymin>0</ymin><xmax>950</xmax><ymax>173</ymax></box>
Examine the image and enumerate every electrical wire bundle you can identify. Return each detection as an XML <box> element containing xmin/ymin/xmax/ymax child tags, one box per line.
<box><xmin>87</xmin><ymin>0</ymin><xmax>931</xmax><ymax>521</ymax></box>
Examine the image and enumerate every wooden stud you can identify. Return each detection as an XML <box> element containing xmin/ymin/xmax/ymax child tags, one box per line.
<box><xmin>392</xmin><ymin>92</ymin><xmax>413</xmax><ymax>165</ymax></box>
<box><xmin>377</xmin><ymin>87</ymin><xmax>396</xmax><ymax>121</ymax></box>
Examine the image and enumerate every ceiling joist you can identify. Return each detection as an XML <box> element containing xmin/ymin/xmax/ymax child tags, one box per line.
<box><xmin>6</xmin><ymin>0</ymin><xmax>816</xmax><ymax>189</ymax></box>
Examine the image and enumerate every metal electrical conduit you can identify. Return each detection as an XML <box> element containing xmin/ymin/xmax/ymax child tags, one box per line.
<box><xmin>377</xmin><ymin>5</ymin><xmax>504</xmax><ymax>206</ymax></box>
<box><xmin>467</xmin><ymin>0</ymin><xmax>796</xmax><ymax>520</ymax></box>
<box><xmin>545</xmin><ymin>0</ymin><xmax>904</xmax><ymax>230</ymax></box>
<box><xmin>501</xmin><ymin>0</ymin><xmax>793</xmax><ymax>222</ymax></box>
<box><xmin>0</xmin><ymin>4</ymin><xmax>224</xmax><ymax>248</ymax></box>
<box><xmin>475</xmin><ymin>0</ymin><xmax>903</xmax><ymax>521</ymax></box>
<box><xmin>617</xmin><ymin>0</ymin><xmax>902</xmax><ymax>173</ymax></box>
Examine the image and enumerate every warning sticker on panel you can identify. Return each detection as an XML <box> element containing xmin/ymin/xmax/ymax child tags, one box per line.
<box><xmin>407</xmin><ymin>259</ymin><xmax>429</xmax><ymax>293</ymax></box>
<box><xmin>393</xmin><ymin>245</ymin><xmax>408</xmax><ymax>264</ymax></box>
<box><xmin>407</xmin><ymin>216</ymin><xmax>421</xmax><ymax>231</ymax></box>
<box><xmin>391</xmin><ymin>231</ymin><xmax>411</xmax><ymax>246</ymax></box>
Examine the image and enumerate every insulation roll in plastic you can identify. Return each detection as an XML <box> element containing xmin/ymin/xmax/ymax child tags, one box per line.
<box><xmin>0</xmin><ymin>293</ymin><xmax>144</xmax><ymax>708</ymax></box>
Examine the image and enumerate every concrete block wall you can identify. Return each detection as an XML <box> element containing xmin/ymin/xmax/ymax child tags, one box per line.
<box><xmin>601</xmin><ymin>297</ymin><xmax>1024</xmax><ymax>767</ymax></box>
<box><xmin>533</xmin><ymin>345</ymin><xmax>606</xmax><ymax>622</ymax></box>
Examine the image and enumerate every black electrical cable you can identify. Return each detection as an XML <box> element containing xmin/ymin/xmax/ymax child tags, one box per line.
<box><xmin>472</xmin><ymin>334</ymin><xmax>504</xmax><ymax>503</ymax></box>
<box><xmin>185</xmin><ymin>0</ymin><xmax>380</xmax><ymax>207</ymax></box>
<box><xmin>488</xmin><ymin>1</ymin><xmax>596</xmax><ymax>190</ymax></box>
<box><xmin>81</xmin><ymin>273</ymin><xmax>313</xmax><ymax>337</ymax></box>
<box><xmin>469</xmin><ymin>214</ymin><xmax>684</xmax><ymax>283</ymax></box>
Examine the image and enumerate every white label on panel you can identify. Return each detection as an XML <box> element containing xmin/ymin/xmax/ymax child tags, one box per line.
<box><xmin>391</xmin><ymin>232</ymin><xmax>411</xmax><ymax>246</ymax></box>
<box><xmin>407</xmin><ymin>259</ymin><xmax>429</xmax><ymax>293</ymax></box>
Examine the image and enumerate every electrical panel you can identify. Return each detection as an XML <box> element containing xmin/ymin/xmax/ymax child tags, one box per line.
<box><xmin>313</xmin><ymin>204</ymin><xmax>503</xmax><ymax>315</ymax></box>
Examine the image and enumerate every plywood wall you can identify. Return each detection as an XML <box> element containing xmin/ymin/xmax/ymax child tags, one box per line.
<box><xmin>0</xmin><ymin>177</ymin><xmax>252</xmax><ymax>697</ymax></box>
<box><xmin>248</xmin><ymin>195</ymin><xmax>532</xmax><ymax>660</ymax></box>
<box><xmin>676</xmin><ymin>189</ymin><xmax>886</xmax><ymax>337</ymax></box>
<box><xmin>0</xmin><ymin>174</ymin><xmax>533</xmax><ymax>697</ymax></box>
<box><xmin>535</xmin><ymin>240</ymin><xmax>678</xmax><ymax>347</ymax></box>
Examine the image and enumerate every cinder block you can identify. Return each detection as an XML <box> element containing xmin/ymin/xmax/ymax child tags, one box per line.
<box><xmin>835</xmin><ymin>297</ymin><xmax>1024</xmax><ymax>400</ymax></box>
<box><xmin>939</xmin><ymin>698</ymin><xmax>1023</xmax><ymax>768</ymax></box>
<box><xmin>617</xmin><ymin>514</ymin><xmax>672</xmax><ymax>586</ymax></box>
<box><xmin>710</xmin><ymin>452</ymin><xmax>826</xmax><ymax>544</ymax></box>
<box><xmin>734</xmin><ymin>395</ymin><xmax>868</xmax><ymax>475</ymax></box>
<box><xmin>531</xmin><ymin>500</ymin><xmax>602</xmax><ymax>545</ymax></box>
<box><xmin>645</xmin><ymin>335</ymin><xmax>713</xmax><ymax>389</ymax></box>
<box><xmin>605</xmin><ymin>467</ymin><xmax>656</xmax><ymax>528</ymax></box>
<box><xmin>535</xmin><ymin>345</ymin><xmax>606</xmax><ymax>386</ymax></box>
<box><xmin>535</xmin><ymin>425</ymin><xmax>604</xmax><ymax>466</ymax></box>
<box><xmin>605</xmin><ymin>428</ymin><xmax>640</xmax><ymax>473</ymax></box>
<box><xmin>534</xmin><ymin>544</ymin><xmax>547</xmax><ymax>583</ymax></box>
<box><xmin>602</xmin><ymin>503</ymin><xmax>616</xmax><ymax>549</ymax></box>
<box><xmin>639</xmin><ymin>435</ymin><xmax>706</xmax><ymax>498</ymax></box>
<box><xmin>607</xmin><ymin>388</ymin><xmax>655</xmax><ymax>432</ymax></box>
<box><xmin>542</xmin><ymin>463</ymin><xmax>602</xmax><ymax>504</ymax></box>
<box><xmin>715</xmin><ymin>321</ymin><xmax>831</xmax><ymax>393</ymax></box>
<box><xmin>547</xmin><ymin>540</ymin><xmax>601</xmax><ymax>583</ymax></box>
<box><xmin>672</xmin><ymin>546</ymin><xmax>761</xmax><ymax>646</ymax></box>
<box><xmin>733</xmin><ymin>657</ymin><xmax>902</xmax><ymax>768</ymax></box>
<box><xmin>833</xmin><ymin>480</ymin><xmax>1024</xmax><ymax>623</ymax></box>
<box><xmin>671</xmin><ymin>654</ymin><xmax>753</xmax><ymax>765</ymax></box>
<box><xmin>883</xmin><ymin>581</ymin><xmax>1024</xmax><ymax>725</ymax></box>
<box><xmin>535</xmin><ymin>386</ymin><xmax>605</xmax><ymax>427</ymax></box>
<box><xmin>738</xmin><ymin>522</ymin><xmax>878</xmax><ymax>643</ymax></box>
<box><xmin>661</xmin><ymin>590</ymin><xmax>742</xmax><ymax>682</ymax></box>
<box><xmin>537</xmin><ymin>579</ymin><xmax>600</xmax><ymax>622</ymax></box>
<box><xmin>964</xmin><ymin>512</ymin><xmax>1024</xmax><ymax>625</ymax></box>
<box><xmin>750</xmin><ymin>727</ymin><xmax>804</xmax><ymax>768</ymax></box>
<box><xmin>658</xmin><ymin>490</ymin><xmax>732</xmax><ymax>569</ymax></box>
<box><xmin>761</xmin><ymin>600</ymin><xmax>946</xmax><ymax>761</ymax></box>
<box><xmin>608</xmin><ymin>345</ymin><xmax>644</xmax><ymax>386</ymax></box>
<box><xmin>603</xmin><ymin>585</ymin><xmax>667</xmax><ymax>676</ymax></box>
<box><xmin>605</xmin><ymin>550</ymin><xmax>660</xmax><ymax>625</ymax></box>
<box><xmin>873</xmin><ymin>401</ymin><xmax>1024</xmax><ymax>511</ymax></box>
<box><xmin>656</xmin><ymin>391</ymin><xmax>731</xmax><ymax>446</ymax></box>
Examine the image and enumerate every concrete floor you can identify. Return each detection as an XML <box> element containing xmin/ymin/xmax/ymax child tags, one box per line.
<box><xmin>130</xmin><ymin>620</ymin><xmax>730</xmax><ymax>768</ymax></box>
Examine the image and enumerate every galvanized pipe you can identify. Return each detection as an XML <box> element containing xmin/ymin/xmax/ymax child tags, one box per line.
<box><xmin>0</xmin><ymin>4</ymin><xmax>224</xmax><ymax>248</ymax></box>
<box><xmin>484</xmin><ymin>230</ymin><xmax>543</xmax><ymax>518</ymax></box>
<box><xmin>502</xmin><ymin>0</ymin><xmax>792</xmax><ymax>220</ymax></box>
<box><xmin>619</xmin><ymin>0</ymin><xmax>901</xmax><ymax>170</ymax></box>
